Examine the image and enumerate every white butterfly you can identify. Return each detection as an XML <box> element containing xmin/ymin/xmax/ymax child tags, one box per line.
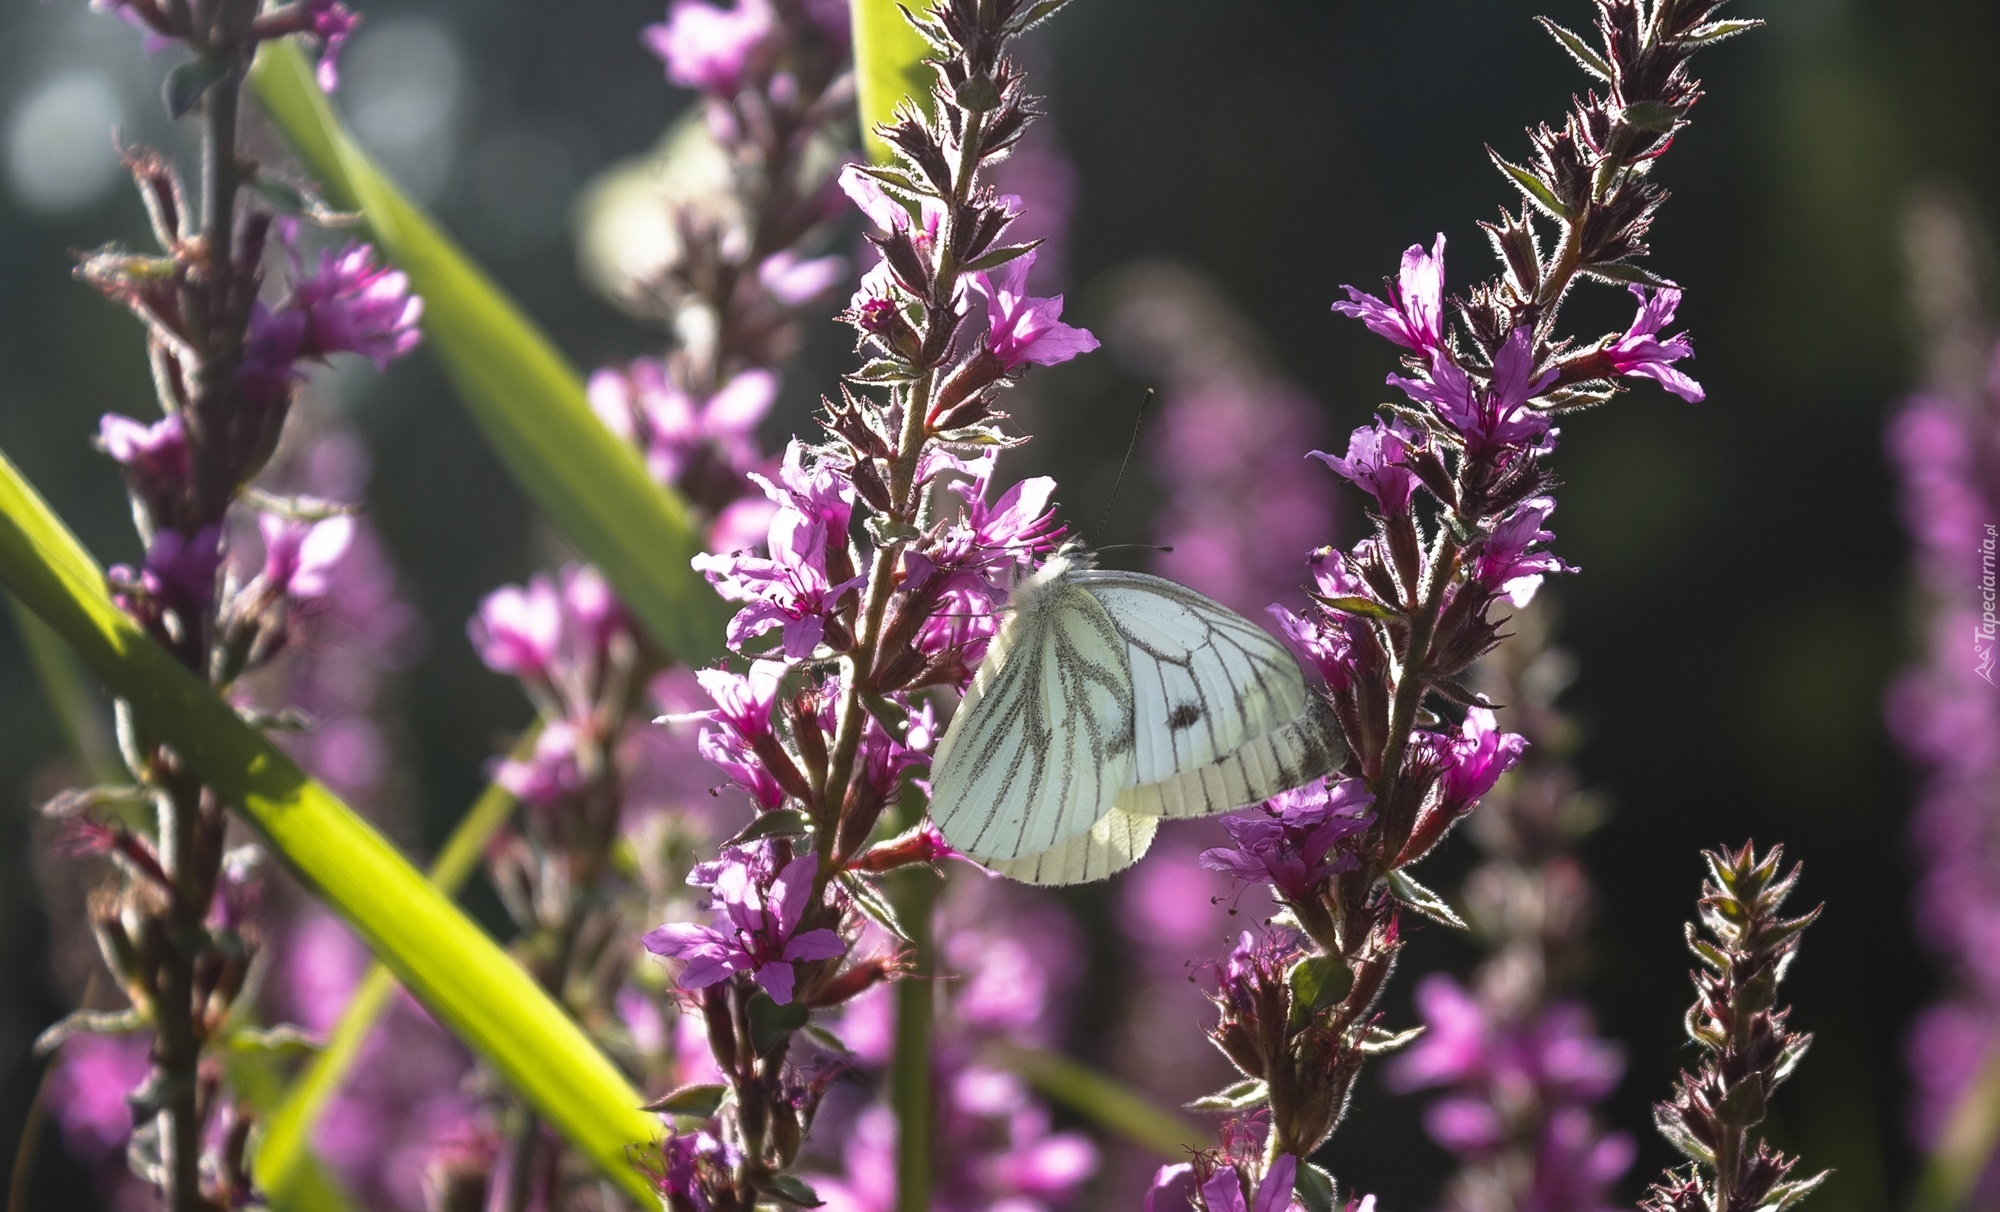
<box><xmin>928</xmin><ymin>550</ymin><xmax>1346</xmax><ymax>885</ymax></box>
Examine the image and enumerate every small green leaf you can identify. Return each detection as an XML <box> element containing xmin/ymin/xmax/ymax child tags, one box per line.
<box><xmin>1356</xmin><ymin>1023</ymin><xmax>1427</xmax><ymax>1055</ymax></box>
<box><xmin>760</xmin><ymin>1172</ymin><xmax>826</xmax><ymax>1208</ymax></box>
<box><xmin>1311</xmin><ymin>594</ymin><xmax>1402</xmax><ymax>622</ymax></box>
<box><xmin>747</xmin><ymin>993</ymin><xmax>812</xmax><ymax>1056</ymax></box>
<box><xmin>1680</xmin><ymin>18</ymin><xmax>1764</xmax><ymax>46</ymax></box>
<box><xmin>1186</xmin><ymin>1078</ymin><xmax>1268</xmax><ymax>1112</ymax></box>
<box><xmin>1535</xmin><ymin>17</ymin><xmax>1611</xmax><ymax>81</ymax></box>
<box><xmin>1295</xmin><ymin>1162</ymin><xmax>1337</xmax><ymax>1212</ymax></box>
<box><xmin>850</xmin><ymin>358</ymin><xmax>917</xmax><ymax>384</ymax></box>
<box><xmin>803</xmin><ymin>1022</ymin><xmax>854</xmax><ymax>1057</ymax></box>
<box><xmin>727</xmin><ymin>808</ymin><xmax>814</xmax><ymax>846</ymax></box>
<box><xmin>1488</xmin><ymin>149</ymin><xmax>1570</xmax><ymax>221</ymax></box>
<box><xmin>962</xmin><ymin>241</ymin><xmax>1044</xmax><ymax>273</ymax></box>
<box><xmin>222</xmin><ymin>1024</ymin><xmax>324</xmax><ymax>1062</ymax></box>
<box><xmin>243</xmin><ymin>173</ymin><xmax>360</xmax><ymax>227</ymax></box>
<box><xmin>34</xmin><ymin>1008</ymin><xmax>147</xmax><ymax>1054</ymax></box>
<box><xmin>641</xmin><ymin>1083</ymin><xmax>730</xmax><ymax>1118</ymax></box>
<box><xmin>1286</xmin><ymin>954</ymin><xmax>1354</xmax><ymax>1024</ymax></box>
<box><xmin>1621</xmin><ymin>100</ymin><xmax>1684</xmax><ymax>132</ymax></box>
<box><xmin>1386</xmin><ymin>868</ymin><xmax>1469</xmax><ymax>929</ymax></box>
<box><xmin>839</xmin><ymin>870</ymin><xmax>914</xmax><ymax>943</ymax></box>
<box><xmin>1579</xmin><ymin>259</ymin><xmax>1672</xmax><ymax>289</ymax></box>
<box><xmin>164</xmin><ymin>57</ymin><xmax>228</xmax><ymax>118</ymax></box>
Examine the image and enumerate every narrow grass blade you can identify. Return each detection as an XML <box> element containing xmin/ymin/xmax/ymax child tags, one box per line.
<box><xmin>258</xmin><ymin>732</ymin><xmax>532</xmax><ymax>1207</ymax></box>
<box><xmin>0</xmin><ymin>449</ymin><xmax>659</xmax><ymax>1205</ymax></box>
<box><xmin>1908</xmin><ymin>1041</ymin><xmax>2000</xmax><ymax>1212</ymax></box>
<box><xmin>247</xmin><ymin>41</ymin><xmax>730</xmax><ymax>664</ymax></box>
<box><xmin>989</xmin><ymin>1041</ymin><xmax>1206</xmax><ymax>1159</ymax></box>
<box><xmin>851</xmin><ymin>0</ymin><xmax>934</xmax><ymax>162</ymax></box>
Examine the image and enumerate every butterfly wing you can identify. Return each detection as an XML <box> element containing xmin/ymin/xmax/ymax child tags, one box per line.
<box><xmin>985</xmin><ymin>807</ymin><xmax>1158</xmax><ymax>886</ymax></box>
<box><xmin>929</xmin><ymin>573</ymin><xmax>1140</xmax><ymax>868</ymax></box>
<box><xmin>1072</xmin><ymin>571</ymin><xmax>1344</xmax><ymax>820</ymax></box>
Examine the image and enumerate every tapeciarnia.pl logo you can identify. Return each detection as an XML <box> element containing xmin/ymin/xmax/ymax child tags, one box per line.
<box><xmin>1978</xmin><ymin>522</ymin><xmax>1997</xmax><ymax>687</ymax></box>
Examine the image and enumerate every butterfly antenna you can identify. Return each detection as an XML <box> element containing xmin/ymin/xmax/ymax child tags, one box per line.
<box><xmin>1095</xmin><ymin>387</ymin><xmax>1155</xmax><ymax>540</ymax></box>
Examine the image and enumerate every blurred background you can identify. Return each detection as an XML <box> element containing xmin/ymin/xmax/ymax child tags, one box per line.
<box><xmin>1</xmin><ymin>0</ymin><xmax>1996</xmax><ymax>1208</ymax></box>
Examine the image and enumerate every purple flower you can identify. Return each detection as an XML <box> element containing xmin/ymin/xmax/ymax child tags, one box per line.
<box><xmin>759</xmin><ymin>251</ymin><xmax>848</xmax><ymax>306</ymax></box>
<box><xmin>1200</xmin><ymin>1152</ymin><xmax>1297</xmax><ymax>1212</ymax></box>
<box><xmin>1391</xmin><ymin>328</ymin><xmax>1557</xmax><ymax>456</ymax></box>
<box><xmin>693</xmin><ymin>516</ymin><xmax>861</xmax><ymax>659</ymax></box>
<box><xmin>496</xmin><ymin>720</ymin><xmax>587</xmax><ymax>808</ymax></box>
<box><xmin>1435</xmin><ymin>707</ymin><xmax>1528</xmax><ymax>812</ymax></box>
<box><xmin>98</xmin><ymin>412</ymin><xmax>188</xmax><ymax>517</ymax></box>
<box><xmin>653</xmin><ymin>1128</ymin><xmax>741</xmax><ymax>1212</ymax></box>
<box><xmin>112</xmin><ymin>523</ymin><xmax>223</xmax><ymax>627</ymax></box>
<box><xmin>45</xmin><ymin>1031</ymin><xmax>151</xmax><ymax>1160</ymax></box>
<box><xmin>1200</xmin><ymin>778</ymin><xmax>1375</xmax><ymax>902</ymax></box>
<box><xmin>1604</xmin><ymin>285</ymin><xmax>1703</xmax><ymax>403</ymax></box>
<box><xmin>1147</xmin><ymin>1164</ymin><xmax>1198</xmax><ymax>1212</ymax></box>
<box><xmin>643</xmin><ymin>851</ymin><xmax>844</xmax><ymax>1004</ymax></box>
<box><xmin>259</xmin><ymin>512</ymin><xmax>355</xmax><ymax>600</ymax></box>
<box><xmin>1332</xmin><ymin>233</ymin><xmax>1446</xmax><ymax>356</ymax></box>
<box><xmin>588</xmin><ymin>361</ymin><xmax>774</xmax><ymax>489</ymax></box>
<box><xmin>468</xmin><ymin>576</ymin><xmax>563</xmax><ymax>680</ymax></box>
<box><xmin>1310</xmin><ymin>417</ymin><xmax>1418</xmax><ymax>516</ymax></box>
<box><xmin>969</xmin><ymin>250</ymin><xmax>1099</xmax><ymax>370</ymax></box>
<box><xmin>282</xmin><ymin>230</ymin><xmax>425</xmax><ymax>368</ymax></box>
<box><xmin>301</xmin><ymin>0</ymin><xmax>359</xmax><ymax>92</ymax></box>
<box><xmin>1389</xmin><ymin>974</ymin><xmax>1492</xmax><ymax>1091</ymax></box>
<box><xmin>1269</xmin><ymin>601</ymin><xmax>1358</xmax><ymax>693</ymax></box>
<box><xmin>949</xmin><ymin>468</ymin><xmax>1065</xmax><ymax>575</ymax></box>
<box><xmin>693</xmin><ymin>661</ymin><xmax>788</xmax><ymax>809</ymax></box>
<box><xmin>1472</xmin><ymin>497</ymin><xmax>1575</xmax><ymax>607</ymax></box>
<box><xmin>643</xmin><ymin>0</ymin><xmax>777</xmax><ymax>95</ymax></box>
<box><xmin>751</xmin><ymin>439</ymin><xmax>856</xmax><ymax>538</ymax></box>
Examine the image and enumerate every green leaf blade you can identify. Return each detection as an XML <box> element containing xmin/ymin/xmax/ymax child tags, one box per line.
<box><xmin>851</xmin><ymin>0</ymin><xmax>934</xmax><ymax>163</ymax></box>
<box><xmin>246</xmin><ymin>41</ymin><xmax>730</xmax><ymax>665</ymax></box>
<box><xmin>0</xmin><ymin>450</ymin><xmax>659</xmax><ymax>1205</ymax></box>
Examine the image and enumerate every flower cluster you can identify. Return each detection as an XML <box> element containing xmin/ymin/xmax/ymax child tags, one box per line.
<box><xmin>1177</xmin><ymin>0</ymin><xmax>1754</xmax><ymax>1199</ymax></box>
<box><xmin>1885</xmin><ymin>195</ymin><xmax>2000</xmax><ymax>1181</ymax></box>
<box><xmin>1640</xmin><ymin>846</ymin><xmax>1826</xmax><ymax>1212</ymax></box>
<box><xmin>644</xmin><ymin>2</ymin><xmax>1097</xmax><ymax>1204</ymax></box>
<box><xmin>35</xmin><ymin>4</ymin><xmax>422</xmax><ymax>1204</ymax></box>
<box><xmin>428</xmin><ymin>1</ymin><xmax>883</xmax><ymax>1200</ymax></box>
<box><xmin>1144</xmin><ymin>1116</ymin><xmax>1377</xmax><ymax>1212</ymax></box>
<box><xmin>101</xmin><ymin>0</ymin><xmax>358</xmax><ymax>93</ymax></box>
<box><xmin>1386</xmin><ymin>601</ymin><xmax>1634</xmax><ymax>1212</ymax></box>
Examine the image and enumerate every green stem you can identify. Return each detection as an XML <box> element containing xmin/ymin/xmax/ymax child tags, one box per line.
<box><xmin>887</xmin><ymin>860</ymin><xmax>938</xmax><ymax>1212</ymax></box>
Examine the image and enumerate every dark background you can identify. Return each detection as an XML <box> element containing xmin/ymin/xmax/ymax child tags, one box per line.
<box><xmin>2</xmin><ymin>0</ymin><xmax>1995</xmax><ymax>1207</ymax></box>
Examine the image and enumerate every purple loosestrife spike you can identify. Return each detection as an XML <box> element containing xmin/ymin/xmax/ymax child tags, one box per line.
<box><xmin>644</xmin><ymin>0</ymin><xmax>779</xmax><ymax>95</ymax></box>
<box><xmin>1331</xmin><ymin>234</ymin><xmax>1447</xmax><ymax>356</ymax></box>
<box><xmin>1605</xmin><ymin>285</ymin><xmax>1704</xmax><ymax>402</ymax></box>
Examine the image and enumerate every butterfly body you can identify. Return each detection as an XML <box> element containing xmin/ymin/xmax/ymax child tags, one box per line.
<box><xmin>929</xmin><ymin>553</ymin><xmax>1344</xmax><ymax>884</ymax></box>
